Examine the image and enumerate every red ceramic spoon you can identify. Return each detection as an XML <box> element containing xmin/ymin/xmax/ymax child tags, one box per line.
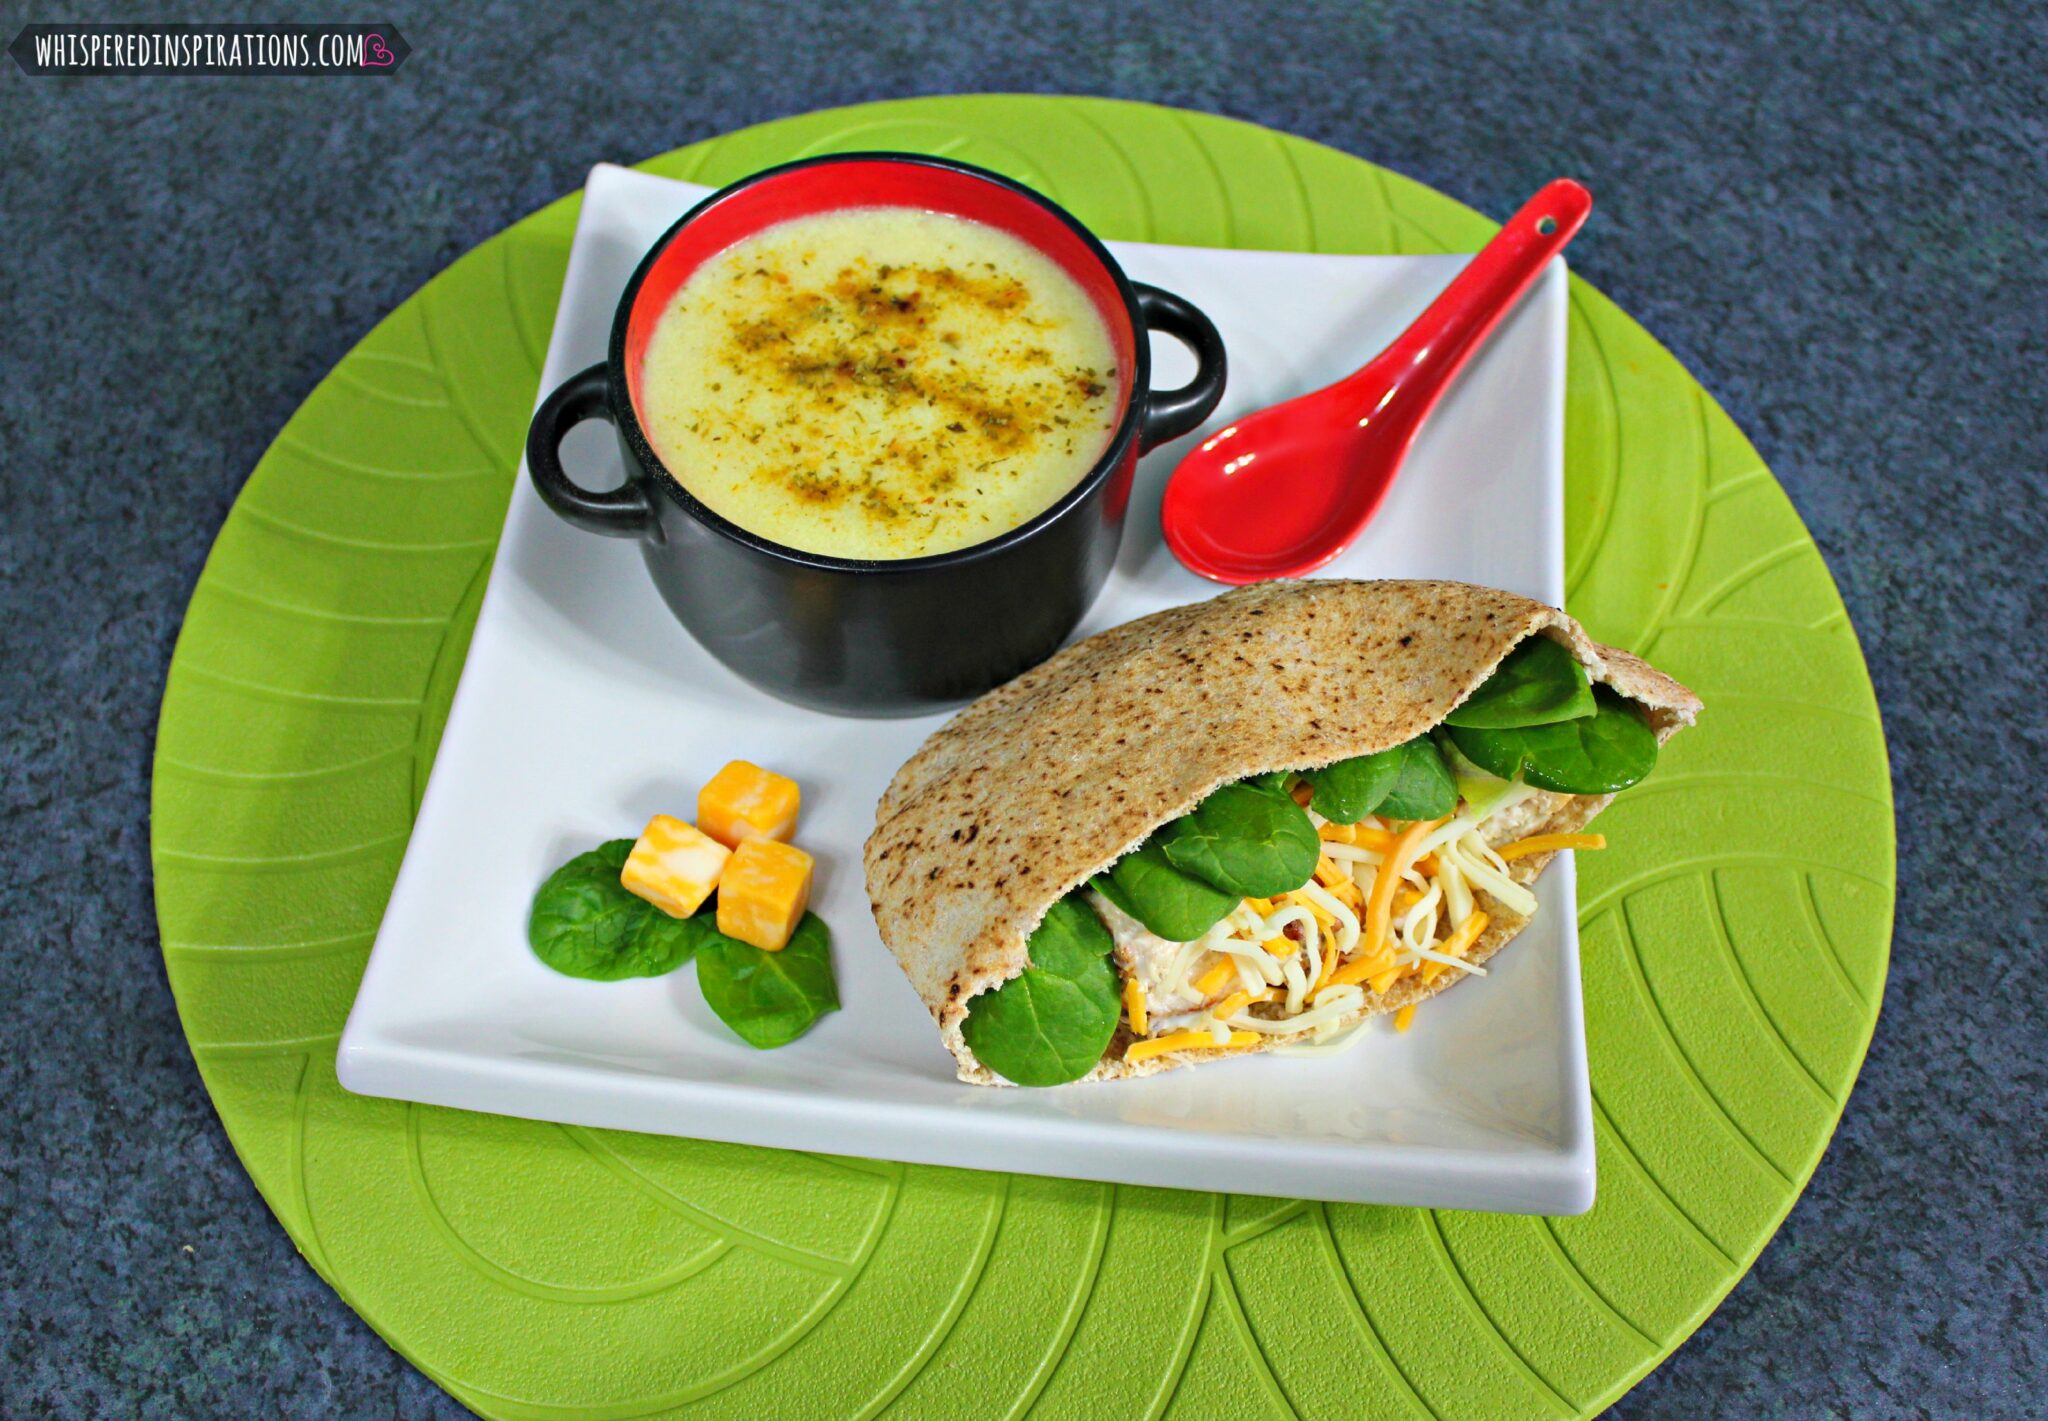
<box><xmin>1161</xmin><ymin>178</ymin><xmax>1592</xmax><ymax>583</ymax></box>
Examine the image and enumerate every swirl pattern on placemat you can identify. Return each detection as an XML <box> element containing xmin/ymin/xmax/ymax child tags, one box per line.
<box><xmin>152</xmin><ymin>96</ymin><xmax>1892</xmax><ymax>1419</ymax></box>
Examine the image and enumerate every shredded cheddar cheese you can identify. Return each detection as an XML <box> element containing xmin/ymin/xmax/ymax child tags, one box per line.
<box><xmin>1421</xmin><ymin>910</ymin><xmax>1490</xmax><ymax>984</ymax></box>
<box><xmin>1322</xmin><ymin>950</ymin><xmax>1390</xmax><ymax>994</ymax></box>
<box><xmin>1495</xmin><ymin>832</ymin><xmax>1607</xmax><ymax>861</ymax></box>
<box><xmin>1320</xmin><ymin>822</ymin><xmax>1401</xmax><ymax>852</ymax></box>
<box><xmin>1211</xmin><ymin>987</ymin><xmax>1279</xmax><ymax>1022</ymax></box>
<box><xmin>1192</xmin><ymin>958</ymin><xmax>1237</xmax><ymax>999</ymax></box>
<box><xmin>1107</xmin><ymin>783</ymin><xmax>1587</xmax><ymax>1059</ymax></box>
<box><xmin>1364</xmin><ymin>817</ymin><xmax>1441</xmax><ymax>961</ymax></box>
<box><xmin>1126</xmin><ymin>1028</ymin><xmax>1261</xmax><ymax>1064</ymax></box>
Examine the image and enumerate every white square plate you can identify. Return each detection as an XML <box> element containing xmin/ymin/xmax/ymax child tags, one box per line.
<box><xmin>338</xmin><ymin>163</ymin><xmax>1591</xmax><ymax>1213</ymax></box>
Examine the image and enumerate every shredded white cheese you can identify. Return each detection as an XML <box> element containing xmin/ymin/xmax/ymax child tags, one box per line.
<box><xmin>1105</xmin><ymin>783</ymin><xmax>1558</xmax><ymax>1050</ymax></box>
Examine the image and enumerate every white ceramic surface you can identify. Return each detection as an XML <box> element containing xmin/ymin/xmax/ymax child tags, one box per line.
<box><xmin>337</xmin><ymin>163</ymin><xmax>1592</xmax><ymax>1213</ymax></box>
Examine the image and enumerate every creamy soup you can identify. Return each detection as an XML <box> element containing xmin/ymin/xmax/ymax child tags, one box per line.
<box><xmin>637</xmin><ymin>207</ymin><xmax>1121</xmax><ymax>560</ymax></box>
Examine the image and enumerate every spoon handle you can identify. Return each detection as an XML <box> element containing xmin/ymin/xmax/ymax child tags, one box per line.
<box><xmin>1345</xmin><ymin>178</ymin><xmax>1591</xmax><ymax>421</ymax></box>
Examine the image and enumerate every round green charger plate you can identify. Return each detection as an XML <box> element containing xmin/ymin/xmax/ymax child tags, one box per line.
<box><xmin>151</xmin><ymin>96</ymin><xmax>1894</xmax><ymax>1419</ymax></box>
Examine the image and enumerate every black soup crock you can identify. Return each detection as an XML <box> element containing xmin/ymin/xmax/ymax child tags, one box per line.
<box><xmin>525</xmin><ymin>152</ymin><xmax>1227</xmax><ymax>716</ymax></box>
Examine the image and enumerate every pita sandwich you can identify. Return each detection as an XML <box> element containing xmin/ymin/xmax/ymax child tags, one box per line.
<box><xmin>864</xmin><ymin>579</ymin><xmax>1700</xmax><ymax>1086</ymax></box>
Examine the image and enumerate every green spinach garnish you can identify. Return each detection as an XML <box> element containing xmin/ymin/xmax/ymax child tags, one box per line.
<box><xmin>1442</xmin><ymin>636</ymin><xmax>1596</xmax><ymax>729</ymax></box>
<box><xmin>1092</xmin><ymin>840</ymin><xmax>1240</xmax><ymax>942</ymax></box>
<box><xmin>530</xmin><ymin>839</ymin><xmax>839</xmax><ymax>1050</ymax></box>
<box><xmin>1155</xmin><ymin>781</ymin><xmax>1321</xmax><ymax>897</ymax></box>
<box><xmin>1445</xmin><ymin>686</ymin><xmax>1657</xmax><ymax>794</ymax></box>
<box><xmin>528</xmin><ymin>840</ymin><xmax>702</xmax><ymax>981</ymax></box>
<box><xmin>1377</xmin><ymin>735</ymin><xmax>1459</xmax><ymax>819</ymax></box>
<box><xmin>1306</xmin><ymin>735</ymin><xmax>1457</xmax><ymax>823</ymax></box>
<box><xmin>961</xmin><ymin>896</ymin><xmax>1122</xmax><ymax>1086</ymax></box>
<box><xmin>696</xmin><ymin>912</ymin><xmax>840</xmax><ymax>1048</ymax></box>
<box><xmin>1306</xmin><ymin>744</ymin><xmax>1403</xmax><ymax>824</ymax></box>
<box><xmin>1093</xmin><ymin>778</ymin><xmax>1320</xmax><ymax>937</ymax></box>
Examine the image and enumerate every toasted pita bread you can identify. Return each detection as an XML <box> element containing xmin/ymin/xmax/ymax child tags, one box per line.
<box><xmin>864</xmin><ymin>580</ymin><xmax>1700</xmax><ymax>1084</ymax></box>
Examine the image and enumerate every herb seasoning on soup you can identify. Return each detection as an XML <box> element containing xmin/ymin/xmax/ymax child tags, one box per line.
<box><xmin>637</xmin><ymin>207</ymin><xmax>1121</xmax><ymax>560</ymax></box>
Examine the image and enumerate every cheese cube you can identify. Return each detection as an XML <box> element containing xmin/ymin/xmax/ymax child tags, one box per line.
<box><xmin>619</xmin><ymin>815</ymin><xmax>730</xmax><ymax>919</ymax></box>
<box><xmin>697</xmin><ymin>760</ymin><xmax>801</xmax><ymax>849</ymax></box>
<box><xmin>715</xmin><ymin>839</ymin><xmax>813</xmax><ymax>952</ymax></box>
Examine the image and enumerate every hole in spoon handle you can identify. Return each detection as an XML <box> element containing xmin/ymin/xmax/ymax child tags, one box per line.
<box><xmin>1515</xmin><ymin>177</ymin><xmax>1592</xmax><ymax>249</ymax></box>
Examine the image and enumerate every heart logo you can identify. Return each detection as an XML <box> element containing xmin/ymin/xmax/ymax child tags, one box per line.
<box><xmin>361</xmin><ymin>33</ymin><xmax>396</xmax><ymax>67</ymax></box>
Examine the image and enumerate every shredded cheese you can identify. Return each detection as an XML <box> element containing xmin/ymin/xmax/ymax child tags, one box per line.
<box><xmin>1364</xmin><ymin>817</ymin><xmax>1441</xmax><ymax>962</ymax></box>
<box><xmin>1105</xmin><ymin>784</ymin><xmax>1599</xmax><ymax>1066</ymax></box>
<box><xmin>1296</xmin><ymin>881</ymin><xmax>1360</xmax><ymax>954</ymax></box>
<box><xmin>1320</xmin><ymin>823</ymin><xmax>1401</xmax><ymax>852</ymax></box>
<box><xmin>1440</xmin><ymin>837</ymin><xmax>1537</xmax><ymax>918</ymax></box>
<box><xmin>1192</xmin><ymin>957</ymin><xmax>1236</xmax><ymax>999</ymax></box>
<box><xmin>1495</xmin><ymin>832</ymin><xmax>1607</xmax><ymax>861</ymax></box>
<box><xmin>1212</xmin><ymin>987</ymin><xmax>1279</xmax><ymax>1022</ymax></box>
<box><xmin>1321</xmin><ymin>950</ymin><xmax>1394</xmax><ymax>994</ymax></box>
<box><xmin>1439</xmin><ymin>854</ymin><xmax>1474</xmax><ymax>928</ymax></box>
<box><xmin>1421</xmin><ymin>910</ymin><xmax>1489</xmax><ymax>984</ymax></box>
<box><xmin>1238</xmin><ymin>985</ymin><xmax>1364</xmax><ymax>1035</ymax></box>
<box><xmin>1125</xmin><ymin>1028</ymin><xmax>1260</xmax><ymax>1063</ymax></box>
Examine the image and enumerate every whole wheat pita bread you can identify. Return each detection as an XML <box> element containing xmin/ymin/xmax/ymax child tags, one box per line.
<box><xmin>864</xmin><ymin>579</ymin><xmax>1700</xmax><ymax>1084</ymax></box>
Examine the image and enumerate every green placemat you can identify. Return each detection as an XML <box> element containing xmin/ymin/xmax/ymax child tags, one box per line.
<box><xmin>151</xmin><ymin>96</ymin><xmax>1892</xmax><ymax>1419</ymax></box>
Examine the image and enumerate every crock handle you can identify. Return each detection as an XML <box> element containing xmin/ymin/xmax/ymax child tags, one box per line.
<box><xmin>525</xmin><ymin>362</ymin><xmax>654</xmax><ymax>539</ymax></box>
<box><xmin>1132</xmin><ymin>283</ymin><xmax>1229</xmax><ymax>453</ymax></box>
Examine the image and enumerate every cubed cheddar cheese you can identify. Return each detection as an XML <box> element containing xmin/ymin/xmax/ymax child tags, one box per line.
<box><xmin>716</xmin><ymin>839</ymin><xmax>813</xmax><ymax>952</ymax></box>
<box><xmin>697</xmin><ymin>760</ymin><xmax>801</xmax><ymax>848</ymax></box>
<box><xmin>619</xmin><ymin>815</ymin><xmax>730</xmax><ymax>919</ymax></box>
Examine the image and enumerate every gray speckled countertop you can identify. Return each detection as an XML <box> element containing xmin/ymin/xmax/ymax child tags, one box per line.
<box><xmin>3</xmin><ymin>1</ymin><xmax>2042</xmax><ymax>1415</ymax></box>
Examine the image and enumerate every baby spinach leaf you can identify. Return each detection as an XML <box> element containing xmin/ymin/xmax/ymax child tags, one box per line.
<box><xmin>1443</xmin><ymin>636</ymin><xmax>1597</xmax><ymax>729</ymax></box>
<box><xmin>1377</xmin><ymin>737</ymin><xmax>1459</xmax><ymax>821</ymax></box>
<box><xmin>1246</xmin><ymin>770</ymin><xmax>1295</xmax><ymax>794</ymax></box>
<box><xmin>1441</xmin><ymin>736</ymin><xmax>1528</xmax><ymax>819</ymax></box>
<box><xmin>1155</xmin><ymin>781</ymin><xmax>1320</xmax><ymax>897</ymax></box>
<box><xmin>1445</xmin><ymin>686</ymin><xmax>1657</xmax><ymax>795</ymax></box>
<box><xmin>961</xmin><ymin>896</ymin><xmax>1121</xmax><ymax>1087</ymax></box>
<box><xmin>1306</xmin><ymin>746</ymin><xmax>1405</xmax><ymax>824</ymax></box>
<box><xmin>1093</xmin><ymin>841</ymin><xmax>1239</xmax><ymax>942</ymax></box>
<box><xmin>528</xmin><ymin>840</ymin><xmax>700</xmax><ymax>981</ymax></box>
<box><xmin>696</xmin><ymin>912</ymin><xmax>840</xmax><ymax>1049</ymax></box>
